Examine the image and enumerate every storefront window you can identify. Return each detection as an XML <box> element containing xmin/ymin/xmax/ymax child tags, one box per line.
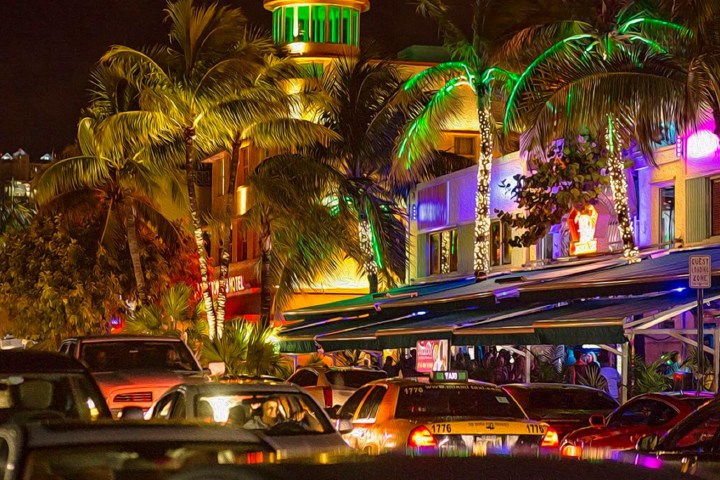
<box><xmin>660</xmin><ymin>186</ymin><xmax>675</xmax><ymax>247</ymax></box>
<box><xmin>428</xmin><ymin>229</ymin><xmax>457</xmax><ymax>276</ymax></box>
<box><xmin>328</xmin><ymin>6</ymin><xmax>341</xmax><ymax>43</ymax></box>
<box><xmin>491</xmin><ymin>220</ymin><xmax>512</xmax><ymax>267</ymax></box>
<box><xmin>312</xmin><ymin>5</ymin><xmax>326</xmax><ymax>43</ymax></box>
<box><xmin>284</xmin><ymin>7</ymin><xmax>294</xmax><ymax>43</ymax></box>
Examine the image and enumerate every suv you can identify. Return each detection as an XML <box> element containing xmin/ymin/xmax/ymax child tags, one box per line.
<box><xmin>0</xmin><ymin>349</ymin><xmax>111</xmax><ymax>423</ymax></box>
<box><xmin>58</xmin><ymin>335</ymin><xmax>206</xmax><ymax>418</ymax></box>
<box><xmin>287</xmin><ymin>366</ymin><xmax>387</xmax><ymax>409</ymax></box>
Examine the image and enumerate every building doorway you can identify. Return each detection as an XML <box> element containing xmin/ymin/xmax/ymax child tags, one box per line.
<box><xmin>659</xmin><ymin>186</ymin><xmax>675</xmax><ymax>247</ymax></box>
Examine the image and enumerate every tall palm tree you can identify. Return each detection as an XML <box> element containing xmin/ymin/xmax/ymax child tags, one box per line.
<box><xmin>400</xmin><ymin>0</ymin><xmax>572</xmax><ymax>278</ymax></box>
<box><xmin>35</xmin><ymin>64</ymin><xmax>184</xmax><ymax>305</ymax></box>
<box><xmin>503</xmin><ymin>1</ymin><xmax>700</xmax><ymax>257</ymax></box>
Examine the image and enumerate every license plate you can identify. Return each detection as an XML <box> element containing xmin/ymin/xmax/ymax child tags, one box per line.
<box><xmin>473</xmin><ymin>435</ymin><xmax>502</xmax><ymax>455</ymax></box>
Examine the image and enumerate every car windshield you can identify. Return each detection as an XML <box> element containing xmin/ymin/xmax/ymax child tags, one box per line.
<box><xmin>196</xmin><ymin>391</ymin><xmax>334</xmax><ymax>435</ymax></box>
<box><xmin>526</xmin><ymin>389</ymin><xmax>618</xmax><ymax>413</ymax></box>
<box><xmin>80</xmin><ymin>341</ymin><xmax>200</xmax><ymax>373</ymax></box>
<box><xmin>23</xmin><ymin>442</ymin><xmax>271</xmax><ymax>480</ymax></box>
<box><xmin>395</xmin><ymin>384</ymin><xmax>526</xmax><ymax>419</ymax></box>
<box><xmin>324</xmin><ymin>370</ymin><xmax>387</xmax><ymax>389</ymax></box>
<box><xmin>0</xmin><ymin>373</ymin><xmax>109</xmax><ymax>422</ymax></box>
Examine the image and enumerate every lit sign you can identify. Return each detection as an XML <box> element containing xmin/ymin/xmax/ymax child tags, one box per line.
<box><xmin>431</xmin><ymin>370</ymin><xmax>468</xmax><ymax>382</ymax></box>
<box><xmin>210</xmin><ymin>275</ymin><xmax>246</xmax><ymax>297</ymax></box>
<box><xmin>416</xmin><ymin>339</ymin><xmax>449</xmax><ymax>373</ymax></box>
<box><xmin>686</xmin><ymin>130</ymin><xmax>720</xmax><ymax>159</ymax></box>
<box><xmin>568</xmin><ymin>205</ymin><xmax>598</xmax><ymax>255</ymax></box>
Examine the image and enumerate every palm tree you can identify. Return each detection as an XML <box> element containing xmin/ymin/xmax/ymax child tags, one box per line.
<box><xmin>503</xmin><ymin>1</ymin><xmax>702</xmax><ymax>257</ymax></box>
<box><xmin>400</xmin><ymin>0</ymin><xmax>571</xmax><ymax>277</ymax></box>
<box><xmin>35</xmin><ymin>64</ymin><xmax>185</xmax><ymax>305</ymax></box>
<box><xmin>0</xmin><ymin>184</ymin><xmax>35</xmax><ymax>236</ymax></box>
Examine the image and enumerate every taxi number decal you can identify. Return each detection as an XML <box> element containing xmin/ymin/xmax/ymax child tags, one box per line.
<box><xmin>526</xmin><ymin>424</ymin><xmax>546</xmax><ymax>434</ymax></box>
<box><xmin>403</xmin><ymin>387</ymin><xmax>424</xmax><ymax>395</ymax></box>
<box><xmin>430</xmin><ymin>424</ymin><xmax>452</xmax><ymax>434</ymax></box>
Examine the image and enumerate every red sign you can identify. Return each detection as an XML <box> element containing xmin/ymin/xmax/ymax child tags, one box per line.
<box><xmin>416</xmin><ymin>340</ymin><xmax>449</xmax><ymax>373</ymax></box>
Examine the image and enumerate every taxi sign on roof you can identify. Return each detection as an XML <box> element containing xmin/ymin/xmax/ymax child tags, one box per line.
<box><xmin>431</xmin><ymin>370</ymin><xmax>468</xmax><ymax>382</ymax></box>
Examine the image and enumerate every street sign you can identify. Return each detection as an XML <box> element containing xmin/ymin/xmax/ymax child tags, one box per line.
<box><xmin>689</xmin><ymin>255</ymin><xmax>712</xmax><ymax>289</ymax></box>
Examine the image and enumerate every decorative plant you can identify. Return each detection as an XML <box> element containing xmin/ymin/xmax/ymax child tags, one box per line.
<box><xmin>632</xmin><ymin>355</ymin><xmax>672</xmax><ymax>396</ymax></box>
<box><xmin>577</xmin><ymin>363</ymin><xmax>609</xmax><ymax>393</ymax></box>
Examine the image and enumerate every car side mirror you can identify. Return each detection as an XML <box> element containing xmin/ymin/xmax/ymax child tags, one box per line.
<box><xmin>120</xmin><ymin>406</ymin><xmax>145</xmax><ymax>420</ymax></box>
<box><xmin>325</xmin><ymin>406</ymin><xmax>340</xmax><ymax>419</ymax></box>
<box><xmin>337</xmin><ymin>418</ymin><xmax>353</xmax><ymax>434</ymax></box>
<box><xmin>589</xmin><ymin>414</ymin><xmax>605</xmax><ymax>428</ymax></box>
<box><xmin>636</xmin><ymin>434</ymin><xmax>660</xmax><ymax>453</ymax></box>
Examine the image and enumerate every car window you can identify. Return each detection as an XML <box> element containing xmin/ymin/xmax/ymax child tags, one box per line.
<box><xmin>339</xmin><ymin>386</ymin><xmax>372</xmax><ymax>419</ymax></box>
<box><xmin>153</xmin><ymin>393</ymin><xmax>179</xmax><ymax>420</ymax></box>
<box><xmin>395</xmin><ymin>384</ymin><xmax>526</xmax><ymax>419</ymax></box>
<box><xmin>526</xmin><ymin>389</ymin><xmax>618</xmax><ymax>413</ymax></box>
<box><xmin>608</xmin><ymin>399</ymin><xmax>677</xmax><ymax>427</ymax></box>
<box><xmin>671</xmin><ymin>410</ymin><xmax>720</xmax><ymax>451</ymax></box>
<box><xmin>288</xmin><ymin>370</ymin><xmax>318</xmax><ymax>387</ymax></box>
<box><xmin>357</xmin><ymin>387</ymin><xmax>386</xmax><ymax>421</ymax></box>
<box><xmin>80</xmin><ymin>341</ymin><xmax>199</xmax><ymax>372</ymax></box>
<box><xmin>171</xmin><ymin>395</ymin><xmax>187</xmax><ymax>420</ymax></box>
<box><xmin>325</xmin><ymin>370</ymin><xmax>387</xmax><ymax>389</ymax></box>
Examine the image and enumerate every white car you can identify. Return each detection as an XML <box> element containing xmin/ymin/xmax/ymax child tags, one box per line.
<box><xmin>147</xmin><ymin>380</ymin><xmax>354</xmax><ymax>460</ymax></box>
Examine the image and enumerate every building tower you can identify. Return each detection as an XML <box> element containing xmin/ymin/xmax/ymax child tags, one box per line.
<box><xmin>263</xmin><ymin>1</ymin><xmax>370</xmax><ymax>57</ymax></box>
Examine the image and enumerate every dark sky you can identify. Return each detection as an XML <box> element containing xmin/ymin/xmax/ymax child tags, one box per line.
<box><xmin>0</xmin><ymin>0</ymin><xmax>443</xmax><ymax>158</ymax></box>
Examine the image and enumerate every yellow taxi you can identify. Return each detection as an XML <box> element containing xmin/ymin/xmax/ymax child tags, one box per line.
<box><xmin>336</xmin><ymin>371</ymin><xmax>551</xmax><ymax>455</ymax></box>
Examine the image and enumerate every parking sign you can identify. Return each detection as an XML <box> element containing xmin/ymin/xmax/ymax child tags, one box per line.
<box><xmin>689</xmin><ymin>255</ymin><xmax>712</xmax><ymax>289</ymax></box>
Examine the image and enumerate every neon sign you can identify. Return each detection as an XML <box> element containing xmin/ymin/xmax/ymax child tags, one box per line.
<box><xmin>568</xmin><ymin>205</ymin><xmax>598</xmax><ymax>255</ymax></box>
<box><xmin>209</xmin><ymin>275</ymin><xmax>246</xmax><ymax>297</ymax></box>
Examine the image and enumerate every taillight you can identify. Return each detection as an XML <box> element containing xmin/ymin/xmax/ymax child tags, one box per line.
<box><xmin>322</xmin><ymin>386</ymin><xmax>333</xmax><ymax>408</ymax></box>
<box><xmin>408</xmin><ymin>425</ymin><xmax>437</xmax><ymax>448</ymax></box>
<box><xmin>245</xmin><ymin>451</ymin><xmax>264</xmax><ymax>464</ymax></box>
<box><xmin>561</xmin><ymin>444</ymin><xmax>582</xmax><ymax>458</ymax></box>
<box><xmin>541</xmin><ymin>427</ymin><xmax>559</xmax><ymax>448</ymax></box>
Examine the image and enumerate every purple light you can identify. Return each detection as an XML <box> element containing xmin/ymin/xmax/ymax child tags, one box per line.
<box><xmin>686</xmin><ymin>129</ymin><xmax>719</xmax><ymax>159</ymax></box>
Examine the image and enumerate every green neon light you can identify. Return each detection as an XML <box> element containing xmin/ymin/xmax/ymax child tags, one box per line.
<box><xmin>481</xmin><ymin>67</ymin><xmax>519</xmax><ymax>85</ymax></box>
<box><xmin>619</xmin><ymin>17</ymin><xmax>690</xmax><ymax>36</ymax></box>
<box><xmin>628</xmin><ymin>35</ymin><xmax>667</xmax><ymax>54</ymax></box>
<box><xmin>404</xmin><ymin>62</ymin><xmax>470</xmax><ymax>91</ymax></box>
<box><xmin>503</xmin><ymin>34</ymin><xmax>593</xmax><ymax>133</ymax></box>
<box><xmin>607</xmin><ymin>114</ymin><xmax>616</xmax><ymax>155</ymax></box>
<box><xmin>369</xmin><ymin>219</ymin><xmax>383</xmax><ymax>269</ymax></box>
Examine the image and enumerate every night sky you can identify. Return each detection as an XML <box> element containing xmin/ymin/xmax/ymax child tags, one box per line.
<box><xmin>0</xmin><ymin>0</ymin><xmax>444</xmax><ymax>158</ymax></box>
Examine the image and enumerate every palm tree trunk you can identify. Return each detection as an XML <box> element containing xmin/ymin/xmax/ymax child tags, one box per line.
<box><xmin>216</xmin><ymin>138</ymin><xmax>242</xmax><ymax>330</ymax></box>
<box><xmin>259</xmin><ymin>209</ymin><xmax>273</xmax><ymax>331</ymax></box>
<box><xmin>474</xmin><ymin>107</ymin><xmax>494</xmax><ymax>278</ymax></box>
<box><xmin>184</xmin><ymin>127</ymin><xmax>219</xmax><ymax>339</ymax></box>
<box><xmin>606</xmin><ymin>115</ymin><xmax>638</xmax><ymax>258</ymax></box>
<box><xmin>358</xmin><ymin>211</ymin><xmax>379</xmax><ymax>293</ymax></box>
<box><xmin>123</xmin><ymin>200</ymin><xmax>147</xmax><ymax>305</ymax></box>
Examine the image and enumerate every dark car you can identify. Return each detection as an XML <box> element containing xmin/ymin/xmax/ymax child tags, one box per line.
<box><xmin>58</xmin><ymin>335</ymin><xmax>207</xmax><ymax>417</ymax></box>
<box><xmin>0</xmin><ymin>349</ymin><xmax>111</xmax><ymax>423</ymax></box>
<box><xmin>620</xmin><ymin>398</ymin><xmax>720</xmax><ymax>479</ymax></box>
<box><xmin>561</xmin><ymin>392</ymin><xmax>713</xmax><ymax>457</ymax></box>
<box><xmin>287</xmin><ymin>366</ymin><xmax>387</xmax><ymax>408</ymax></box>
<box><xmin>502</xmin><ymin>383</ymin><xmax>619</xmax><ymax>449</ymax></box>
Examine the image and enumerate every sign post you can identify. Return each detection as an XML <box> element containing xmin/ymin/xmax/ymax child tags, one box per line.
<box><xmin>689</xmin><ymin>255</ymin><xmax>712</xmax><ymax>391</ymax></box>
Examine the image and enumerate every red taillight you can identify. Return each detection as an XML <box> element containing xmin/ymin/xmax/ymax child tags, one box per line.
<box><xmin>561</xmin><ymin>444</ymin><xmax>582</xmax><ymax>458</ymax></box>
<box><xmin>408</xmin><ymin>425</ymin><xmax>437</xmax><ymax>448</ymax></box>
<box><xmin>245</xmin><ymin>451</ymin><xmax>264</xmax><ymax>464</ymax></box>
<box><xmin>322</xmin><ymin>386</ymin><xmax>333</xmax><ymax>408</ymax></box>
<box><xmin>541</xmin><ymin>427</ymin><xmax>559</xmax><ymax>448</ymax></box>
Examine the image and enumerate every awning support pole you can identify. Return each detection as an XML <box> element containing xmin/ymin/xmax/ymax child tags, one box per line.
<box><xmin>525</xmin><ymin>348</ymin><xmax>533</xmax><ymax>384</ymax></box>
<box><xmin>715</xmin><ymin>326</ymin><xmax>720</xmax><ymax>394</ymax></box>
<box><xmin>621</xmin><ymin>340</ymin><xmax>630</xmax><ymax>404</ymax></box>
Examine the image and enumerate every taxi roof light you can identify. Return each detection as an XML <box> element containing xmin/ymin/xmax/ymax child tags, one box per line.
<box><xmin>408</xmin><ymin>425</ymin><xmax>437</xmax><ymax>448</ymax></box>
<box><xmin>430</xmin><ymin>370</ymin><xmax>468</xmax><ymax>382</ymax></box>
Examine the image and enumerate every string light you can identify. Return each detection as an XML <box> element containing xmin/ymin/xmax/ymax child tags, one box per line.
<box><xmin>605</xmin><ymin>115</ymin><xmax>639</xmax><ymax>259</ymax></box>
<box><xmin>474</xmin><ymin>108</ymin><xmax>493</xmax><ymax>277</ymax></box>
<box><xmin>441</xmin><ymin>230</ymin><xmax>450</xmax><ymax>274</ymax></box>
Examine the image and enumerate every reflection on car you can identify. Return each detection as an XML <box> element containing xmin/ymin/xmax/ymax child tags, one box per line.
<box><xmin>334</xmin><ymin>371</ymin><xmax>550</xmax><ymax>455</ymax></box>
<box><xmin>620</xmin><ymin>398</ymin><xmax>720</xmax><ymax>479</ymax></box>
<box><xmin>560</xmin><ymin>392</ymin><xmax>713</xmax><ymax>458</ymax></box>
<box><xmin>147</xmin><ymin>381</ymin><xmax>353</xmax><ymax>460</ymax></box>
<box><xmin>0</xmin><ymin>349</ymin><xmax>111</xmax><ymax>423</ymax></box>
<box><xmin>287</xmin><ymin>366</ymin><xmax>388</xmax><ymax>409</ymax></box>
<box><xmin>0</xmin><ymin>421</ymin><xmax>274</xmax><ymax>480</ymax></box>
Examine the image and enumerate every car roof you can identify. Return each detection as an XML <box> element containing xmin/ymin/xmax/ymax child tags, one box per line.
<box><xmin>370</xmin><ymin>377</ymin><xmax>500</xmax><ymax>389</ymax></box>
<box><xmin>8</xmin><ymin>421</ymin><xmax>266</xmax><ymax>448</ymax></box>
<box><xmin>295</xmin><ymin>366</ymin><xmax>385</xmax><ymax>373</ymax></box>
<box><xmin>174</xmin><ymin>381</ymin><xmax>305</xmax><ymax>395</ymax></box>
<box><xmin>0</xmin><ymin>350</ymin><xmax>89</xmax><ymax>374</ymax></box>
<box><xmin>62</xmin><ymin>335</ymin><xmax>185</xmax><ymax>343</ymax></box>
<box><xmin>502</xmin><ymin>383</ymin><xmax>610</xmax><ymax>393</ymax></box>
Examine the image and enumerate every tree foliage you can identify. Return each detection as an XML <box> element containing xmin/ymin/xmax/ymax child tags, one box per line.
<box><xmin>0</xmin><ymin>214</ymin><xmax>125</xmax><ymax>348</ymax></box>
<box><xmin>496</xmin><ymin>135</ymin><xmax>611</xmax><ymax>247</ymax></box>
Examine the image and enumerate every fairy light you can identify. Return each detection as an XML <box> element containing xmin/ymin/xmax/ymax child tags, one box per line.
<box><xmin>441</xmin><ymin>230</ymin><xmax>450</xmax><ymax>274</ymax></box>
<box><xmin>605</xmin><ymin>115</ymin><xmax>639</xmax><ymax>259</ymax></box>
<box><xmin>474</xmin><ymin>108</ymin><xmax>493</xmax><ymax>277</ymax></box>
<box><xmin>359</xmin><ymin>218</ymin><xmax>378</xmax><ymax>275</ymax></box>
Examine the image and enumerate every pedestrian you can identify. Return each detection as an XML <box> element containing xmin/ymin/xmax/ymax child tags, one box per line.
<box><xmin>598</xmin><ymin>351</ymin><xmax>622</xmax><ymax>400</ymax></box>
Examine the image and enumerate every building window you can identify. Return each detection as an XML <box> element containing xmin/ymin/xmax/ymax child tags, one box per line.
<box><xmin>311</xmin><ymin>6</ymin><xmax>326</xmax><ymax>42</ymax></box>
<box><xmin>237</xmin><ymin>224</ymin><xmax>248</xmax><ymax>261</ymax></box>
<box><xmin>536</xmin><ymin>233</ymin><xmax>554</xmax><ymax>261</ymax></box>
<box><xmin>296</xmin><ymin>6</ymin><xmax>310</xmax><ymax>41</ymax></box>
<box><xmin>352</xmin><ymin>9</ymin><xmax>359</xmax><ymax>45</ymax></box>
<box><xmin>713</xmin><ymin>179</ymin><xmax>720</xmax><ymax>236</ymax></box>
<box><xmin>273</xmin><ymin>9</ymin><xmax>281</xmax><ymax>43</ymax></box>
<box><xmin>284</xmin><ymin>7</ymin><xmax>294</xmax><ymax>43</ymax></box>
<box><xmin>454</xmin><ymin>136</ymin><xmax>476</xmax><ymax>157</ymax></box>
<box><xmin>659</xmin><ymin>186</ymin><xmax>675</xmax><ymax>246</ymax></box>
<box><xmin>428</xmin><ymin>229</ymin><xmax>457</xmax><ymax>276</ymax></box>
<box><xmin>490</xmin><ymin>220</ymin><xmax>512</xmax><ymax>267</ymax></box>
<box><xmin>342</xmin><ymin>8</ymin><xmax>352</xmax><ymax>45</ymax></box>
<box><xmin>328</xmin><ymin>6</ymin><xmax>341</xmax><ymax>43</ymax></box>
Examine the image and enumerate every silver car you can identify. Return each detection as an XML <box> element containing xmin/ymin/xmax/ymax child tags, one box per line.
<box><xmin>147</xmin><ymin>380</ymin><xmax>353</xmax><ymax>460</ymax></box>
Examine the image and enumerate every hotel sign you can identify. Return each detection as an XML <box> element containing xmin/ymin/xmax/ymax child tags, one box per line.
<box><xmin>210</xmin><ymin>275</ymin><xmax>246</xmax><ymax>297</ymax></box>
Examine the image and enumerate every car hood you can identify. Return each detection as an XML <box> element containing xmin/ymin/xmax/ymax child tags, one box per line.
<box><xmin>257</xmin><ymin>432</ymin><xmax>352</xmax><ymax>461</ymax></box>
